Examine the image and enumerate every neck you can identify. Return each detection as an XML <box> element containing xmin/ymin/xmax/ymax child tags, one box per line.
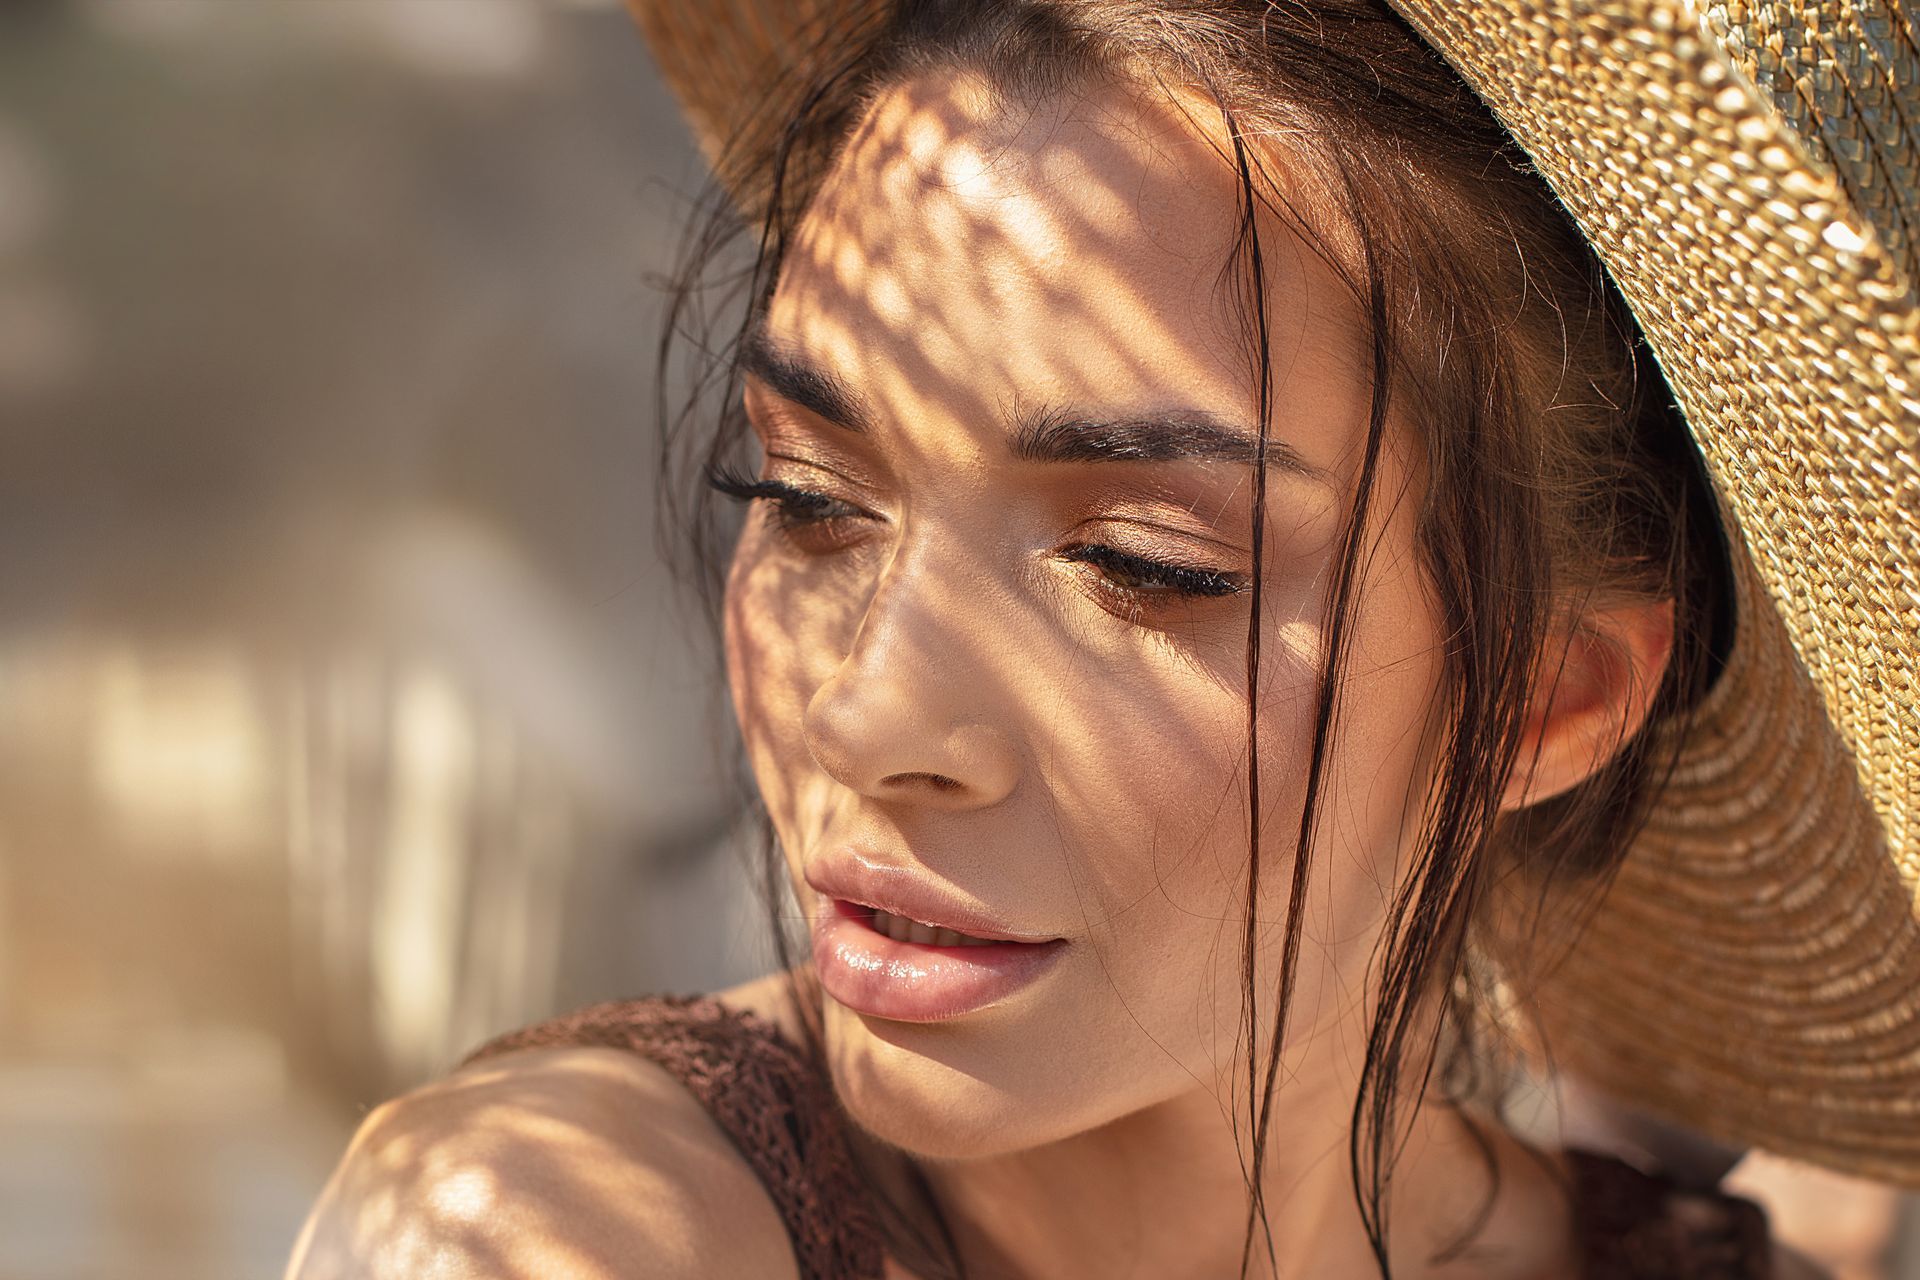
<box><xmin>879</xmin><ymin>1072</ymin><xmax>1572</xmax><ymax>1280</ymax></box>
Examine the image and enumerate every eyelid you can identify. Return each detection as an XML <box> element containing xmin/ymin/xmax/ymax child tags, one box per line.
<box><xmin>754</xmin><ymin>453</ymin><xmax>894</xmax><ymax>521</ymax></box>
<box><xmin>1066</xmin><ymin>514</ymin><xmax>1253</xmax><ymax>575</ymax></box>
<box><xmin>750</xmin><ymin>406</ymin><xmax>891</xmax><ymax>489</ymax></box>
<box><xmin>711</xmin><ymin>468</ymin><xmax>873</xmax><ymax>517</ymax></box>
<box><xmin>743</xmin><ymin>380</ymin><xmax>852</xmax><ymax>453</ymax></box>
<box><xmin>1074</xmin><ymin>513</ymin><xmax>1250</xmax><ymax>560</ymax></box>
<box><xmin>763</xmin><ymin>448</ymin><xmax>861</xmax><ymax>481</ymax></box>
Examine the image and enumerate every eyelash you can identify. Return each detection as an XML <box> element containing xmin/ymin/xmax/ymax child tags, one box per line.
<box><xmin>707</xmin><ymin>468</ymin><xmax>867</xmax><ymax>534</ymax></box>
<box><xmin>706</xmin><ymin>467</ymin><xmax>1246</xmax><ymax>606</ymax></box>
<box><xmin>1057</xmin><ymin>543</ymin><xmax>1245</xmax><ymax>600</ymax></box>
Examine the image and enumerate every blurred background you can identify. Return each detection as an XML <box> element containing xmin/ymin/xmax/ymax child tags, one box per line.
<box><xmin>0</xmin><ymin>2</ymin><xmax>768</xmax><ymax>1276</ymax></box>
<box><xmin>0</xmin><ymin>3</ymin><xmax>1914</xmax><ymax>1279</ymax></box>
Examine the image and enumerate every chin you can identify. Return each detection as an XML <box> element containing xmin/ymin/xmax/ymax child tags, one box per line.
<box><xmin>821</xmin><ymin>1006</ymin><xmax>1073</xmax><ymax>1161</ymax></box>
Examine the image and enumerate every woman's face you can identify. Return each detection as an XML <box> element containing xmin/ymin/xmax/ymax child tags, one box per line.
<box><xmin>724</xmin><ymin>73</ymin><xmax>1444</xmax><ymax>1159</ymax></box>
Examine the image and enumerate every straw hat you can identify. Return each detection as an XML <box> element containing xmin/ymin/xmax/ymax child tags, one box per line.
<box><xmin>623</xmin><ymin>0</ymin><xmax>1920</xmax><ymax>1186</ymax></box>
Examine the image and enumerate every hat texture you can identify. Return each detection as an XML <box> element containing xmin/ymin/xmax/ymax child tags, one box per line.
<box><xmin>1384</xmin><ymin>0</ymin><xmax>1920</xmax><ymax>1186</ymax></box>
<box><xmin>626</xmin><ymin>0</ymin><xmax>1920</xmax><ymax>1184</ymax></box>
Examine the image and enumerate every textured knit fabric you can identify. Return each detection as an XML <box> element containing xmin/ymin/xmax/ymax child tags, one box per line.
<box><xmin>1566</xmin><ymin>1149</ymin><xmax>1773</xmax><ymax>1279</ymax></box>
<box><xmin>463</xmin><ymin>996</ymin><xmax>1774</xmax><ymax>1280</ymax></box>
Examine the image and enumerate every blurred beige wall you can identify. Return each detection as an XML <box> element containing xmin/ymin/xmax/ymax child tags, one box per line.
<box><xmin>0</xmin><ymin>4</ymin><xmax>767</xmax><ymax>1277</ymax></box>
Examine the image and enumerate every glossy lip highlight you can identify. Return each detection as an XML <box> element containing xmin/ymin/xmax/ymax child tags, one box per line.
<box><xmin>804</xmin><ymin>853</ymin><xmax>1067</xmax><ymax>1022</ymax></box>
<box><xmin>812</xmin><ymin>899</ymin><xmax>1067</xmax><ymax>1023</ymax></box>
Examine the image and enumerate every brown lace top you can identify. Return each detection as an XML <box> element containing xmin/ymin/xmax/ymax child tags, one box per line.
<box><xmin>463</xmin><ymin>996</ymin><xmax>1773</xmax><ymax>1280</ymax></box>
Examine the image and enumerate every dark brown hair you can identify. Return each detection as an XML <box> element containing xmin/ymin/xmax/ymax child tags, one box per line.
<box><xmin>656</xmin><ymin>2</ymin><xmax>1729</xmax><ymax>1275</ymax></box>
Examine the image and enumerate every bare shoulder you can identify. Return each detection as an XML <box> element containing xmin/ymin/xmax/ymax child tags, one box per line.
<box><xmin>285</xmin><ymin>1041</ymin><xmax>799</xmax><ymax>1280</ymax></box>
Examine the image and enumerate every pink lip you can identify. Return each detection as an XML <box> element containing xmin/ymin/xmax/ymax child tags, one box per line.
<box><xmin>811</xmin><ymin>899</ymin><xmax>1066</xmax><ymax>1023</ymax></box>
<box><xmin>803</xmin><ymin>853</ymin><xmax>1066</xmax><ymax>1022</ymax></box>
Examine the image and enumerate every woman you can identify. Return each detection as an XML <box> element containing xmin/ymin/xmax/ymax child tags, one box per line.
<box><xmin>288</xmin><ymin>1</ymin><xmax>1920</xmax><ymax>1277</ymax></box>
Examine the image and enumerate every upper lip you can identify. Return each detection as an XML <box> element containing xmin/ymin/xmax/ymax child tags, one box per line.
<box><xmin>804</xmin><ymin>851</ymin><xmax>1062</xmax><ymax>944</ymax></box>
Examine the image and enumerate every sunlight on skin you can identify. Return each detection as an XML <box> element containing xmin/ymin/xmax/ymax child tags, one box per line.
<box><xmin>422</xmin><ymin>1164</ymin><xmax>500</xmax><ymax>1225</ymax></box>
<box><xmin>286</xmin><ymin>1049</ymin><xmax>797</xmax><ymax>1280</ymax></box>
<box><xmin>719</xmin><ymin>71</ymin><xmax>1571</xmax><ymax>1280</ymax></box>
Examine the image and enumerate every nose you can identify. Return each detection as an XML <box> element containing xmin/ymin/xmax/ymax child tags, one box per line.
<box><xmin>802</xmin><ymin>558</ymin><xmax>1021</xmax><ymax>810</ymax></box>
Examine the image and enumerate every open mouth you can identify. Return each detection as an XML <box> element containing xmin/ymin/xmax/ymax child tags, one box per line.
<box><xmin>814</xmin><ymin>896</ymin><xmax>1067</xmax><ymax>1022</ymax></box>
<box><xmin>842</xmin><ymin>900</ymin><xmax>1004</xmax><ymax>948</ymax></box>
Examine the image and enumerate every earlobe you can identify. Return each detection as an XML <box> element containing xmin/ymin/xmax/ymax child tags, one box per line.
<box><xmin>1500</xmin><ymin>596</ymin><xmax>1675</xmax><ymax>812</ymax></box>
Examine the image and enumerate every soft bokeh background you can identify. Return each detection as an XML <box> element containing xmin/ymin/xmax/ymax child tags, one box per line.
<box><xmin>1</xmin><ymin>3</ymin><xmax>1915</xmax><ymax>1279</ymax></box>
<box><xmin>0</xmin><ymin>3</ymin><xmax>768</xmax><ymax>1277</ymax></box>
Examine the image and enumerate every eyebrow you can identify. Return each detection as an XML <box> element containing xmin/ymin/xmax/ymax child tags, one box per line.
<box><xmin>740</xmin><ymin>322</ymin><xmax>873</xmax><ymax>432</ymax></box>
<box><xmin>1010</xmin><ymin>405</ymin><xmax>1321</xmax><ymax>478</ymax></box>
<box><xmin>741</xmin><ymin>324</ymin><xmax>1321</xmax><ymax>479</ymax></box>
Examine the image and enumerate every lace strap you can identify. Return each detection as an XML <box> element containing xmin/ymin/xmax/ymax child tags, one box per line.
<box><xmin>1568</xmin><ymin>1150</ymin><xmax>1773</xmax><ymax>1279</ymax></box>
<box><xmin>464</xmin><ymin>995</ymin><xmax>887</xmax><ymax>1280</ymax></box>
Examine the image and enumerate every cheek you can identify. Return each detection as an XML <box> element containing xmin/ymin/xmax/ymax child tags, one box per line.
<box><xmin>724</xmin><ymin>528</ymin><xmax>835</xmax><ymax>842</ymax></box>
<box><xmin>1044</xmin><ymin>562</ymin><xmax>1443</xmax><ymax>1086</ymax></box>
<box><xmin>1258</xmin><ymin>544</ymin><xmax>1447</xmax><ymax>1042</ymax></box>
<box><xmin>1043</xmin><ymin>688</ymin><xmax>1249</xmax><ymax>914</ymax></box>
<box><xmin>1041</xmin><ymin>650</ymin><xmax>1320</xmax><ymax>1075</ymax></box>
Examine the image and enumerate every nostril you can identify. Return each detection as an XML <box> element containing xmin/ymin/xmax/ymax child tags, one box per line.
<box><xmin>882</xmin><ymin>771</ymin><xmax>965</xmax><ymax>792</ymax></box>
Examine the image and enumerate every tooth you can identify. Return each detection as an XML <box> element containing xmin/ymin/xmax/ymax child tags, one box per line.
<box><xmin>907</xmin><ymin>920</ymin><xmax>936</xmax><ymax>945</ymax></box>
<box><xmin>887</xmin><ymin>914</ymin><xmax>913</xmax><ymax>944</ymax></box>
<box><xmin>931</xmin><ymin>927</ymin><xmax>962</xmax><ymax>947</ymax></box>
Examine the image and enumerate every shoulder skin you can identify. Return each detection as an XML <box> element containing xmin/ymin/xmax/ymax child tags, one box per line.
<box><xmin>284</xmin><ymin>1045</ymin><xmax>800</xmax><ymax>1280</ymax></box>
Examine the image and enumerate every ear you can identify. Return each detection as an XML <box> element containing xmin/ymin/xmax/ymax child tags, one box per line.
<box><xmin>1500</xmin><ymin>595</ymin><xmax>1675</xmax><ymax>812</ymax></box>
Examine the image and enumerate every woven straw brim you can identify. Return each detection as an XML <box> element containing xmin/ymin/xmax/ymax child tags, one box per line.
<box><xmin>1385</xmin><ymin>0</ymin><xmax>1920</xmax><ymax>1184</ymax></box>
<box><xmin>628</xmin><ymin>0</ymin><xmax>1920</xmax><ymax>1183</ymax></box>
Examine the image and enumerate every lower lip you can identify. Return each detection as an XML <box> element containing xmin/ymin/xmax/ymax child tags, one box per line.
<box><xmin>811</xmin><ymin>899</ymin><xmax>1066</xmax><ymax>1023</ymax></box>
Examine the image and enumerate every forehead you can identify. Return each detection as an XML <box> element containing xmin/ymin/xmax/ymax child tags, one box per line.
<box><xmin>766</xmin><ymin>73</ymin><xmax>1372</xmax><ymax>448</ymax></box>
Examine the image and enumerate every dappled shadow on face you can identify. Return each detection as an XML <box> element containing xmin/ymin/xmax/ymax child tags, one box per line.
<box><xmin>722</xmin><ymin>69</ymin><xmax>1447</xmax><ymax>1158</ymax></box>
